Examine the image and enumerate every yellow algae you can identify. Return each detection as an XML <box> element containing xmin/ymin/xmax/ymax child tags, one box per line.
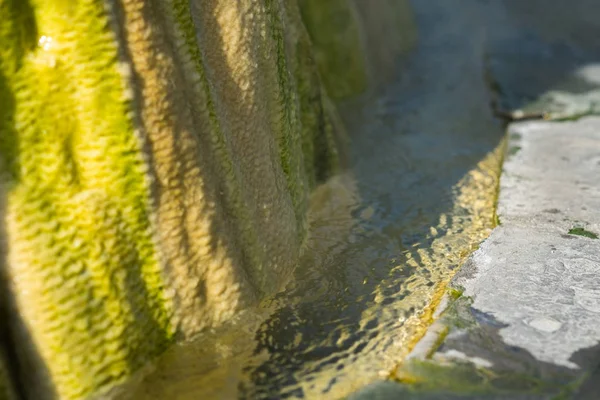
<box><xmin>1</xmin><ymin>0</ymin><xmax>174</xmax><ymax>397</ymax></box>
<box><xmin>115</xmin><ymin>0</ymin><xmax>344</xmax><ymax>335</ymax></box>
<box><xmin>0</xmin><ymin>0</ymin><xmax>357</xmax><ymax>397</ymax></box>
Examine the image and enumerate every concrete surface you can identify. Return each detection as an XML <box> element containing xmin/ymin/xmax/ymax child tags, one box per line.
<box><xmin>500</xmin><ymin>119</ymin><xmax>600</xmax><ymax>229</ymax></box>
<box><xmin>355</xmin><ymin>117</ymin><xmax>600</xmax><ymax>399</ymax></box>
<box><xmin>458</xmin><ymin>118</ymin><xmax>600</xmax><ymax>369</ymax></box>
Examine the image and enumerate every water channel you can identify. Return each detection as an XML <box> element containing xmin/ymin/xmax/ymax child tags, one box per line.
<box><xmin>115</xmin><ymin>0</ymin><xmax>600</xmax><ymax>398</ymax></box>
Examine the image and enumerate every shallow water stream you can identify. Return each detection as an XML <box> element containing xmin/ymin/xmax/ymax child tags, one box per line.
<box><xmin>115</xmin><ymin>0</ymin><xmax>600</xmax><ymax>399</ymax></box>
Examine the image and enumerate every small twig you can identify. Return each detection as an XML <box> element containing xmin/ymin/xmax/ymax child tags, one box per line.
<box><xmin>493</xmin><ymin>108</ymin><xmax>548</xmax><ymax>122</ymax></box>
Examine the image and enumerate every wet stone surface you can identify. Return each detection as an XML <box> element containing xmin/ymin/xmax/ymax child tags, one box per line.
<box><xmin>500</xmin><ymin>119</ymin><xmax>600</xmax><ymax>230</ymax></box>
<box><xmin>372</xmin><ymin>117</ymin><xmax>600</xmax><ymax>399</ymax></box>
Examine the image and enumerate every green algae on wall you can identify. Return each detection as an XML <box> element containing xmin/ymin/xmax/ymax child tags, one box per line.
<box><xmin>0</xmin><ymin>0</ymin><xmax>348</xmax><ymax>397</ymax></box>
<box><xmin>298</xmin><ymin>0</ymin><xmax>368</xmax><ymax>99</ymax></box>
<box><xmin>0</xmin><ymin>361</ymin><xmax>12</xmax><ymax>400</ymax></box>
<box><xmin>119</xmin><ymin>0</ymin><xmax>345</xmax><ymax>330</ymax></box>
<box><xmin>282</xmin><ymin>0</ymin><xmax>344</xmax><ymax>188</ymax></box>
<box><xmin>298</xmin><ymin>0</ymin><xmax>417</xmax><ymax>100</ymax></box>
<box><xmin>0</xmin><ymin>0</ymin><xmax>175</xmax><ymax>398</ymax></box>
<box><xmin>568</xmin><ymin>227</ymin><xmax>599</xmax><ymax>239</ymax></box>
<box><xmin>0</xmin><ymin>0</ymin><xmax>415</xmax><ymax>397</ymax></box>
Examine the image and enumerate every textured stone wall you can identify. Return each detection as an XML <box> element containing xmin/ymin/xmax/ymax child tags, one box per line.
<box><xmin>0</xmin><ymin>0</ymin><xmax>414</xmax><ymax>398</ymax></box>
<box><xmin>299</xmin><ymin>0</ymin><xmax>416</xmax><ymax>99</ymax></box>
<box><xmin>0</xmin><ymin>361</ymin><xmax>12</xmax><ymax>400</ymax></box>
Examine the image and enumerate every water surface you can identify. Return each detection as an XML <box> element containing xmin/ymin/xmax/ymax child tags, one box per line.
<box><xmin>112</xmin><ymin>0</ymin><xmax>600</xmax><ymax>398</ymax></box>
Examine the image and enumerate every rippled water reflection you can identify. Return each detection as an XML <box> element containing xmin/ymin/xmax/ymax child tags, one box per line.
<box><xmin>116</xmin><ymin>1</ymin><xmax>513</xmax><ymax>399</ymax></box>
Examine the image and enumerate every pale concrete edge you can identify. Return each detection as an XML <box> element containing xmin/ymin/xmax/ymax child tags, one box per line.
<box><xmin>402</xmin><ymin>118</ymin><xmax>600</xmax><ymax>395</ymax></box>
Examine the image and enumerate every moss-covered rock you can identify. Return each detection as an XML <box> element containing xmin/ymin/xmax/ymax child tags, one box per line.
<box><xmin>0</xmin><ymin>362</ymin><xmax>13</xmax><ymax>400</ymax></box>
<box><xmin>298</xmin><ymin>0</ymin><xmax>367</xmax><ymax>99</ymax></box>
<box><xmin>0</xmin><ymin>0</ymin><xmax>413</xmax><ymax>398</ymax></box>
<box><xmin>299</xmin><ymin>0</ymin><xmax>417</xmax><ymax>99</ymax></box>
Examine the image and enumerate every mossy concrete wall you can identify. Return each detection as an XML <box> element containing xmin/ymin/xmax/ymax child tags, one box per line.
<box><xmin>299</xmin><ymin>0</ymin><xmax>416</xmax><ymax>99</ymax></box>
<box><xmin>0</xmin><ymin>0</ymin><xmax>414</xmax><ymax>398</ymax></box>
<box><xmin>0</xmin><ymin>362</ymin><xmax>13</xmax><ymax>400</ymax></box>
